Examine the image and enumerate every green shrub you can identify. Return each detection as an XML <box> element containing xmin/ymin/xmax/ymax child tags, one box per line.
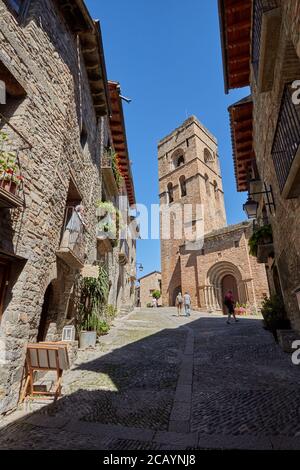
<box><xmin>105</xmin><ymin>304</ymin><xmax>118</xmax><ymax>320</ymax></box>
<box><xmin>152</xmin><ymin>290</ymin><xmax>161</xmax><ymax>300</ymax></box>
<box><xmin>97</xmin><ymin>320</ymin><xmax>110</xmax><ymax>336</ymax></box>
<box><xmin>261</xmin><ymin>295</ymin><xmax>290</xmax><ymax>339</ymax></box>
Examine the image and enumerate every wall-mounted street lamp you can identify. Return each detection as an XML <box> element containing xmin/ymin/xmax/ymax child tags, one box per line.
<box><xmin>243</xmin><ymin>183</ymin><xmax>275</xmax><ymax>219</ymax></box>
<box><xmin>136</xmin><ymin>263</ymin><xmax>144</xmax><ymax>273</ymax></box>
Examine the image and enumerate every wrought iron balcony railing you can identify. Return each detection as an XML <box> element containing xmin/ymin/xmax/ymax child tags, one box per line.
<box><xmin>271</xmin><ymin>84</ymin><xmax>300</xmax><ymax>197</ymax></box>
<box><xmin>252</xmin><ymin>0</ymin><xmax>279</xmax><ymax>81</ymax></box>
<box><xmin>57</xmin><ymin>206</ymin><xmax>85</xmax><ymax>268</ymax></box>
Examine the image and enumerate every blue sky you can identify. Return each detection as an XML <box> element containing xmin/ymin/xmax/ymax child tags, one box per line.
<box><xmin>86</xmin><ymin>0</ymin><xmax>249</xmax><ymax>276</ymax></box>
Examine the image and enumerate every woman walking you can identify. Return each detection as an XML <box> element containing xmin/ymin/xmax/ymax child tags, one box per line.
<box><xmin>176</xmin><ymin>292</ymin><xmax>183</xmax><ymax>316</ymax></box>
<box><xmin>224</xmin><ymin>290</ymin><xmax>238</xmax><ymax>324</ymax></box>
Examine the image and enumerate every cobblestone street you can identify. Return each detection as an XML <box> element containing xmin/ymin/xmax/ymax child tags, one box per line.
<box><xmin>1</xmin><ymin>308</ymin><xmax>300</xmax><ymax>450</ymax></box>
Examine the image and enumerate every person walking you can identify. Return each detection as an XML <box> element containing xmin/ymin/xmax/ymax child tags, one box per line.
<box><xmin>176</xmin><ymin>292</ymin><xmax>183</xmax><ymax>316</ymax></box>
<box><xmin>183</xmin><ymin>292</ymin><xmax>191</xmax><ymax>317</ymax></box>
<box><xmin>224</xmin><ymin>290</ymin><xmax>238</xmax><ymax>324</ymax></box>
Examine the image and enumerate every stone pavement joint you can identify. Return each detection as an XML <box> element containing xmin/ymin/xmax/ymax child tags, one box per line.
<box><xmin>168</xmin><ymin>324</ymin><xmax>194</xmax><ymax>433</ymax></box>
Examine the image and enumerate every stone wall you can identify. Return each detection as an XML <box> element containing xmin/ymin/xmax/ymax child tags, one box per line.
<box><xmin>0</xmin><ymin>0</ymin><xmax>104</xmax><ymax>414</ymax></box>
<box><xmin>251</xmin><ymin>0</ymin><xmax>300</xmax><ymax>330</ymax></box>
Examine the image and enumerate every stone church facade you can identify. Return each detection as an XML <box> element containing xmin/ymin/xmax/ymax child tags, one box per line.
<box><xmin>158</xmin><ymin>116</ymin><xmax>269</xmax><ymax>312</ymax></box>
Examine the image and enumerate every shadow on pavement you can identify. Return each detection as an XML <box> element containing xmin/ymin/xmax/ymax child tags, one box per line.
<box><xmin>0</xmin><ymin>313</ymin><xmax>300</xmax><ymax>450</ymax></box>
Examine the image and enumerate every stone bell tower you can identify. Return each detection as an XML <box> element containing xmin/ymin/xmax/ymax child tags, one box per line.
<box><xmin>158</xmin><ymin>116</ymin><xmax>227</xmax><ymax>306</ymax></box>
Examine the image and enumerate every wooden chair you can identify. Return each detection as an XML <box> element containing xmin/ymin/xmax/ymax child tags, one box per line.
<box><xmin>20</xmin><ymin>342</ymin><xmax>70</xmax><ymax>403</ymax></box>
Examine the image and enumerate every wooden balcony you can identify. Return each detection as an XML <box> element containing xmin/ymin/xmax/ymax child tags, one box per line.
<box><xmin>101</xmin><ymin>153</ymin><xmax>119</xmax><ymax>195</ymax></box>
<box><xmin>0</xmin><ymin>184</ymin><xmax>23</xmax><ymax>208</ymax></box>
<box><xmin>272</xmin><ymin>84</ymin><xmax>300</xmax><ymax>199</ymax></box>
<box><xmin>252</xmin><ymin>0</ymin><xmax>281</xmax><ymax>92</ymax></box>
<box><xmin>56</xmin><ymin>207</ymin><xmax>85</xmax><ymax>269</ymax></box>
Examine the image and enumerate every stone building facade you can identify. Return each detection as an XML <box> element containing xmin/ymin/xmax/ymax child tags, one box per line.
<box><xmin>138</xmin><ymin>271</ymin><xmax>162</xmax><ymax>308</ymax></box>
<box><xmin>219</xmin><ymin>0</ymin><xmax>300</xmax><ymax>330</ymax></box>
<box><xmin>158</xmin><ymin>116</ymin><xmax>269</xmax><ymax>311</ymax></box>
<box><xmin>0</xmin><ymin>0</ymin><xmax>136</xmax><ymax>415</ymax></box>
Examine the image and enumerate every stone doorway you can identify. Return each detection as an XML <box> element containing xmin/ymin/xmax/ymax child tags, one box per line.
<box><xmin>37</xmin><ymin>283</ymin><xmax>54</xmax><ymax>342</ymax></box>
<box><xmin>221</xmin><ymin>274</ymin><xmax>239</xmax><ymax>315</ymax></box>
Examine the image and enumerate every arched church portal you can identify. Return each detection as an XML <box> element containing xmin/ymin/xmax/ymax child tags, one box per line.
<box><xmin>205</xmin><ymin>261</ymin><xmax>247</xmax><ymax>314</ymax></box>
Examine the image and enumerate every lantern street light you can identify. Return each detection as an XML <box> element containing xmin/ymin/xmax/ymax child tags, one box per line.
<box><xmin>243</xmin><ymin>197</ymin><xmax>259</xmax><ymax>219</ymax></box>
<box><xmin>243</xmin><ymin>183</ymin><xmax>275</xmax><ymax>220</ymax></box>
<box><xmin>136</xmin><ymin>263</ymin><xmax>144</xmax><ymax>273</ymax></box>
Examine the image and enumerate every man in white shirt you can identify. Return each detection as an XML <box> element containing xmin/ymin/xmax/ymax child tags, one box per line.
<box><xmin>183</xmin><ymin>292</ymin><xmax>191</xmax><ymax>317</ymax></box>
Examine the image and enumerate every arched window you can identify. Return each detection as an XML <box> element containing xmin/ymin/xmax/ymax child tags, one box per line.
<box><xmin>204</xmin><ymin>148</ymin><xmax>214</xmax><ymax>164</ymax></box>
<box><xmin>204</xmin><ymin>174</ymin><xmax>211</xmax><ymax>195</ymax></box>
<box><xmin>172</xmin><ymin>149</ymin><xmax>185</xmax><ymax>169</ymax></box>
<box><xmin>179</xmin><ymin>175</ymin><xmax>187</xmax><ymax>197</ymax></box>
<box><xmin>167</xmin><ymin>182</ymin><xmax>174</xmax><ymax>204</ymax></box>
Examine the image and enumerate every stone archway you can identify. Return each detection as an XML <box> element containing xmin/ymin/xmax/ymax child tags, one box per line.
<box><xmin>205</xmin><ymin>261</ymin><xmax>247</xmax><ymax>313</ymax></box>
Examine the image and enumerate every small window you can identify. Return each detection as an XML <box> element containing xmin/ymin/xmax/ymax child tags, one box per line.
<box><xmin>179</xmin><ymin>175</ymin><xmax>187</xmax><ymax>197</ymax></box>
<box><xmin>167</xmin><ymin>183</ymin><xmax>174</xmax><ymax>204</ymax></box>
<box><xmin>234</xmin><ymin>241</ymin><xmax>239</xmax><ymax>248</ymax></box>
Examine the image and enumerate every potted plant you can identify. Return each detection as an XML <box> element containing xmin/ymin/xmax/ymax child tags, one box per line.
<box><xmin>0</xmin><ymin>131</ymin><xmax>23</xmax><ymax>195</ymax></box>
<box><xmin>77</xmin><ymin>265</ymin><xmax>109</xmax><ymax>348</ymax></box>
<box><xmin>234</xmin><ymin>303</ymin><xmax>248</xmax><ymax>316</ymax></box>
<box><xmin>96</xmin><ymin>200</ymin><xmax>123</xmax><ymax>247</ymax></box>
<box><xmin>104</xmin><ymin>147</ymin><xmax>123</xmax><ymax>190</ymax></box>
<box><xmin>248</xmin><ymin>224</ymin><xmax>273</xmax><ymax>257</ymax></box>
